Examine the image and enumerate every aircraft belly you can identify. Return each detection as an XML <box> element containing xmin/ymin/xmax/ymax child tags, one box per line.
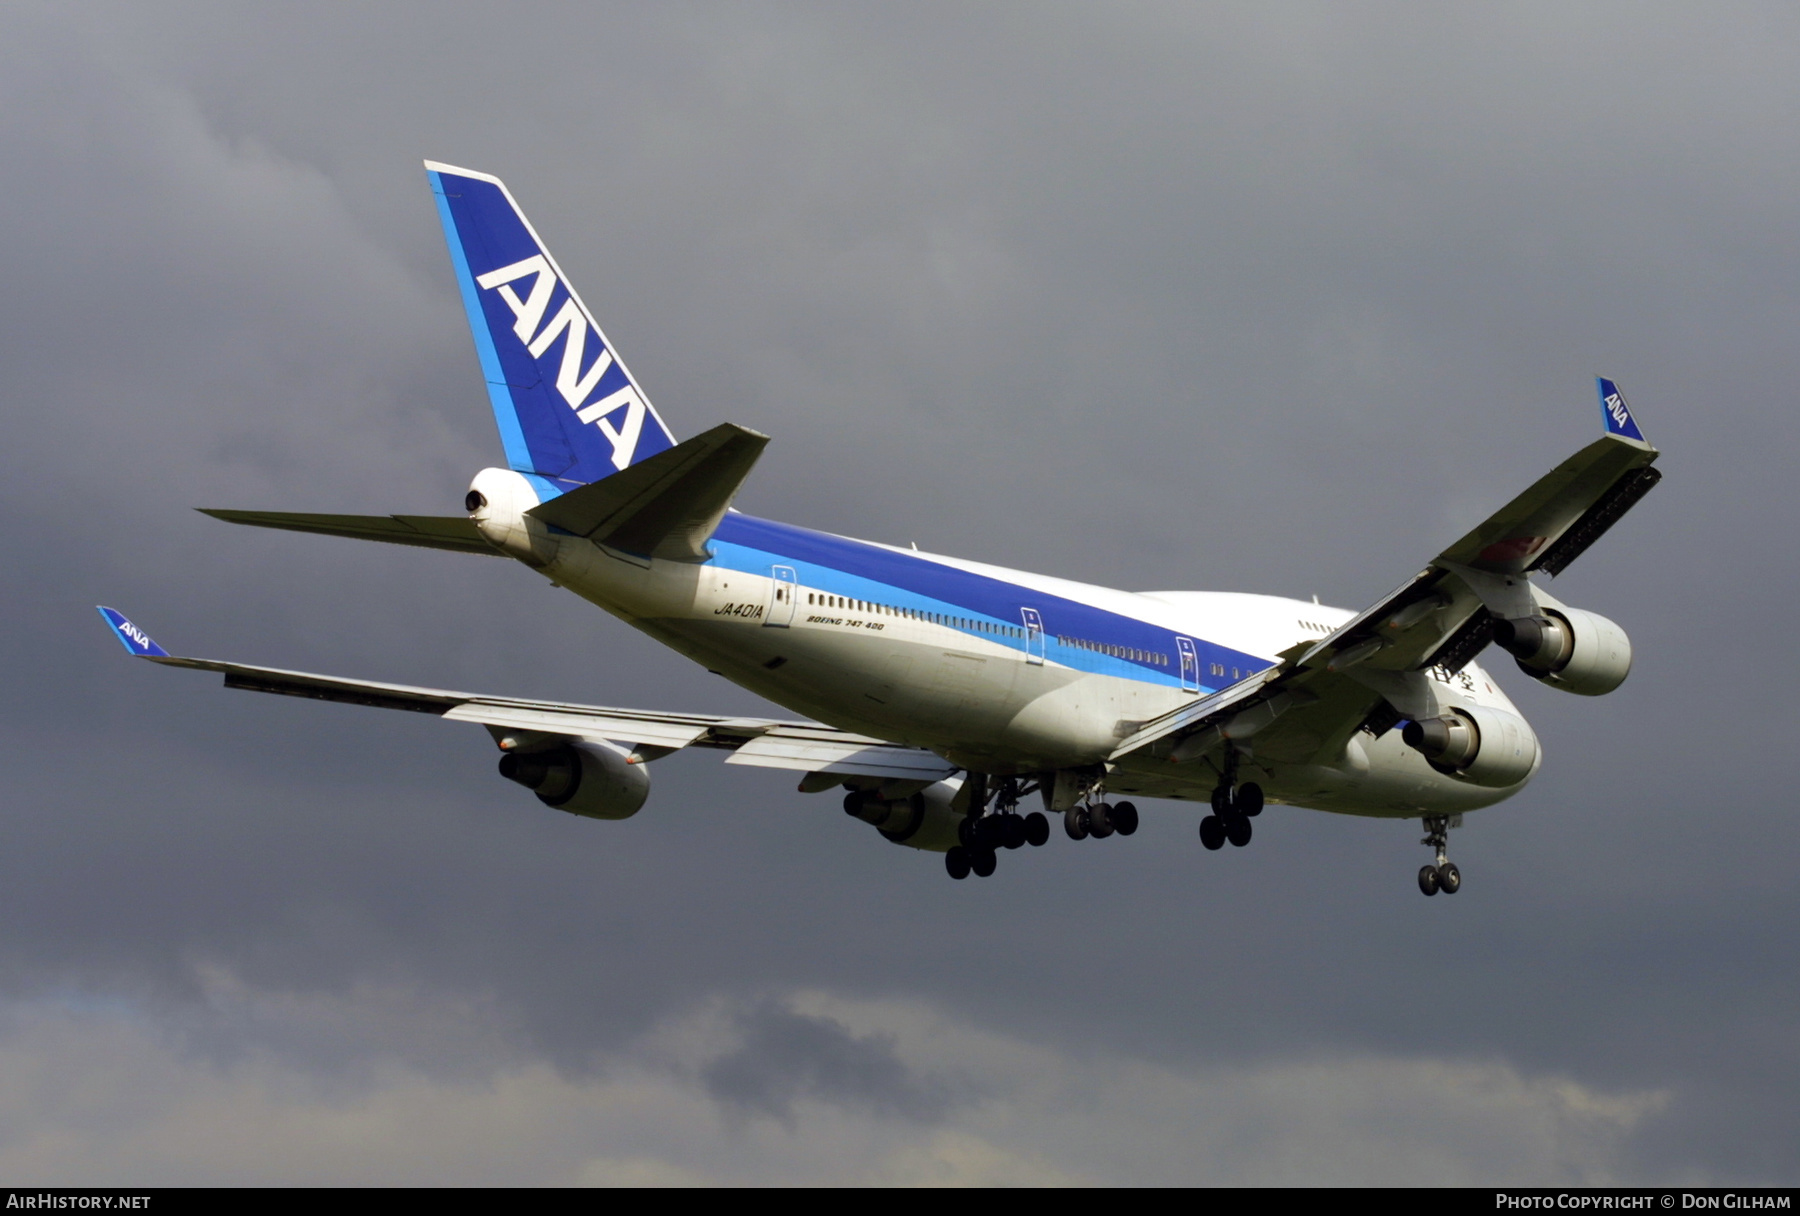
<box><xmin>659</xmin><ymin>618</ymin><xmax>1033</xmax><ymax>748</ymax></box>
<box><xmin>1002</xmin><ymin>675</ymin><xmax>1189</xmax><ymax>768</ymax></box>
<box><xmin>627</xmin><ymin>602</ymin><xmax>1163</xmax><ymax>771</ymax></box>
<box><xmin>1108</xmin><ymin>709</ymin><xmax>1526</xmax><ymax>818</ymax></box>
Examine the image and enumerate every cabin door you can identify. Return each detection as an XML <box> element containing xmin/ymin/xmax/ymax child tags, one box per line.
<box><xmin>765</xmin><ymin>566</ymin><xmax>798</xmax><ymax>627</ymax></box>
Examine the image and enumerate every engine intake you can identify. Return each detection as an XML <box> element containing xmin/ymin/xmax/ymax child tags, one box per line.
<box><xmin>1402</xmin><ymin>706</ymin><xmax>1539</xmax><ymax>788</ymax></box>
<box><xmin>498</xmin><ymin>740</ymin><xmax>649</xmax><ymax>820</ymax></box>
<box><xmin>1493</xmin><ymin>607</ymin><xmax>1632</xmax><ymax>696</ymax></box>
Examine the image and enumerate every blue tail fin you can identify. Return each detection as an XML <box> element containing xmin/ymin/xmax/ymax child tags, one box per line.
<box><xmin>426</xmin><ymin>162</ymin><xmax>677</xmax><ymax>491</ymax></box>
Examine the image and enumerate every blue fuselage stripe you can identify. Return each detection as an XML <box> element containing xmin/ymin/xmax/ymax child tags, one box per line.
<box><xmin>708</xmin><ymin>515</ymin><xmax>1268</xmax><ymax>692</ymax></box>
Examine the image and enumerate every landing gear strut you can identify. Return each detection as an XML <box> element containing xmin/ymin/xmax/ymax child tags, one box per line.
<box><xmin>945</xmin><ymin>776</ymin><xmax>1052</xmax><ymax>880</ymax></box>
<box><xmin>1417</xmin><ymin>814</ymin><xmax>1462</xmax><ymax>896</ymax></box>
<box><xmin>948</xmin><ymin>775</ymin><xmax>1138</xmax><ymax>878</ymax></box>
<box><xmin>1199</xmin><ymin>748</ymin><xmax>1262</xmax><ymax>851</ymax></box>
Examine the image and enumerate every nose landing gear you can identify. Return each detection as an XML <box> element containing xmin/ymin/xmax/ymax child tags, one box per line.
<box><xmin>1417</xmin><ymin>814</ymin><xmax>1462</xmax><ymax>896</ymax></box>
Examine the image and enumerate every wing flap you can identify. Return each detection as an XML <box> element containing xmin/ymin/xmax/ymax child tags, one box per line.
<box><xmin>200</xmin><ymin>510</ymin><xmax>502</xmax><ymax>556</ymax></box>
<box><xmin>1435</xmin><ymin>432</ymin><xmax>1658</xmax><ymax>576</ymax></box>
<box><xmin>725</xmin><ymin>728</ymin><xmax>957</xmax><ymax>780</ymax></box>
<box><xmin>1529</xmin><ymin>464</ymin><xmax>1662</xmax><ymax>576</ymax></box>
<box><xmin>441</xmin><ymin>701</ymin><xmax>718</xmax><ymax>750</ymax></box>
<box><xmin>144</xmin><ymin>654</ymin><xmax>467</xmax><ymax>713</ymax></box>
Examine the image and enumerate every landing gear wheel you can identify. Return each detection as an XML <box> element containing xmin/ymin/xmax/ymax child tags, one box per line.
<box><xmin>945</xmin><ymin>847</ymin><xmax>971</xmax><ymax>880</ymax></box>
<box><xmin>1023</xmin><ymin>811</ymin><xmax>1050</xmax><ymax>847</ymax></box>
<box><xmin>1210</xmin><ymin>785</ymin><xmax>1231</xmax><ymax>814</ymax></box>
<box><xmin>970</xmin><ymin>848</ymin><xmax>997</xmax><ymax>878</ymax></box>
<box><xmin>1236</xmin><ymin>783</ymin><xmax>1264</xmax><ymax>818</ymax></box>
<box><xmin>1418</xmin><ymin>815</ymin><xmax>1460</xmax><ymax>897</ymax></box>
<box><xmin>1064</xmin><ymin>807</ymin><xmax>1089</xmax><ymax>841</ymax></box>
<box><xmin>1001</xmin><ymin>815</ymin><xmax>1026</xmax><ymax>850</ymax></box>
<box><xmin>1111</xmin><ymin>801</ymin><xmax>1139</xmax><ymax>836</ymax></box>
<box><xmin>1199</xmin><ymin>815</ymin><xmax>1226</xmax><ymax>850</ymax></box>
<box><xmin>1087</xmin><ymin>804</ymin><xmax>1115</xmax><ymax>839</ymax></box>
<box><xmin>1224</xmin><ymin>813</ymin><xmax>1252</xmax><ymax>848</ymax></box>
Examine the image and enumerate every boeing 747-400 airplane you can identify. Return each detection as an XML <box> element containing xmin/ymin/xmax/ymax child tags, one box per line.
<box><xmin>100</xmin><ymin>162</ymin><xmax>1661</xmax><ymax>894</ymax></box>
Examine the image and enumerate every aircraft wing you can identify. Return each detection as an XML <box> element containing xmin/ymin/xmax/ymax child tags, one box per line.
<box><xmin>1111</xmin><ymin>380</ymin><xmax>1661</xmax><ymax>769</ymax></box>
<box><xmin>95</xmin><ymin>607</ymin><xmax>954</xmax><ymax>784</ymax></box>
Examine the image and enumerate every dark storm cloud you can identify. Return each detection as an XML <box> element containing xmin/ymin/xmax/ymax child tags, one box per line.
<box><xmin>0</xmin><ymin>0</ymin><xmax>1795</xmax><ymax>1182</ymax></box>
<box><xmin>700</xmin><ymin>999</ymin><xmax>957</xmax><ymax>1127</ymax></box>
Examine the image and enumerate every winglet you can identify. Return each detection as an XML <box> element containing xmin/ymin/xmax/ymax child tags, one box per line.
<box><xmin>1597</xmin><ymin>377</ymin><xmax>1648</xmax><ymax>444</ymax></box>
<box><xmin>96</xmin><ymin>607</ymin><xmax>171</xmax><ymax>658</ymax></box>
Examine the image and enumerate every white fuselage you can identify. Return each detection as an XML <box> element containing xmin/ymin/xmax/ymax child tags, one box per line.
<box><xmin>470</xmin><ymin>467</ymin><xmax>1537</xmax><ymax>819</ymax></box>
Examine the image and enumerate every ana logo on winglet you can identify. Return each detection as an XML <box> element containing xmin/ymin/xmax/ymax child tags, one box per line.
<box><xmin>1597</xmin><ymin>377</ymin><xmax>1647</xmax><ymax>443</ymax></box>
<box><xmin>97</xmin><ymin>606</ymin><xmax>170</xmax><ymax>658</ymax></box>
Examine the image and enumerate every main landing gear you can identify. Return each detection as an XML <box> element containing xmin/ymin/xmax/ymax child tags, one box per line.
<box><xmin>1416</xmin><ymin>814</ymin><xmax>1462</xmax><ymax>896</ymax></box>
<box><xmin>944</xmin><ymin>778</ymin><xmax>1054</xmax><ymax>880</ymax></box>
<box><xmin>1198</xmin><ymin>749</ymin><xmax>1261</xmax><ymax>852</ymax></box>
<box><xmin>945</xmin><ymin>779</ymin><xmax>1137</xmax><ymax>880</ymax></box>
<box><xmin>1061</xmin><ymin>799</ymin><xmax>1139</xmax><ymax>841</ymax></box>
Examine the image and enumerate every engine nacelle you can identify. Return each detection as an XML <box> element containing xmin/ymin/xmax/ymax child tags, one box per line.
<box><xmin>497</xmin><ymin>740</ymin><xmax>649</xmax><ymax>820</ymax></box>
<box><xmin>843</xmin><ymin>780</ymin><xmax>964</xmax><ymax>852</ymax></box>
<box><xmin>1493</xmin><ymin>607</ymin><xmax>1632</xmax><ymax>696</ymax></box>
<box><xmin>1402</xmin><ymin>706</ymin><xmax>1540</xmax><ymax>788</ymax></box>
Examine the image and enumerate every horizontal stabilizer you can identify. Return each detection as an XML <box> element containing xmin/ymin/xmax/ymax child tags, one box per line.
<box><xmin>528</xmin><ymin>422</ymin><xmax>769</xmax><ymax>561</ymax></box>
<box><xmin>199</xmin><ymin>511</ymin><xmax>502</xmax><ymax>556</ymax></box>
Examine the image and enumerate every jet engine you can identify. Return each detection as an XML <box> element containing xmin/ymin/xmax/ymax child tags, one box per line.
<box><xmin>1402</xmin><ymin>706</ymin><xmax>1540</xmax><ymax>788</ymax></box>
<box><xmin>497</xmin><ymin>739</ymin><xmax>649</xmax><ymax>820</ymax></box>
<box><xmin>1492</xmin><ymin>607</ymin><xmax>1633</xmax><ymax>696</ymax></box>
<box><xmin>843</xmin><ymin>780</ymin><xmax>964</xmax><ymax>852</ymax></box>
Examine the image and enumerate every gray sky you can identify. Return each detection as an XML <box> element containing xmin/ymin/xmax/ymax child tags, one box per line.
<box><xmin>1</xmin><ymin>0</ymin><xmax>1795</xmax><ymax>1184</ymax></box>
